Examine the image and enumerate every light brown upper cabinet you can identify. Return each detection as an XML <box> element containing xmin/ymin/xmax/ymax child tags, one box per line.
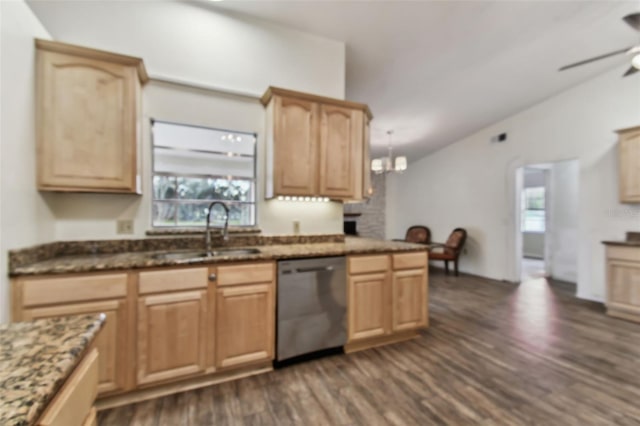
<box><xmin>262</xmin><ymin>87</ymin><xmax>372</xmax><ymax>201</ymax></box>
<box><xmin>35</xmin><ymin>39</ymin><xmax>148</xmax><ymax>193</ymax></box>
<box><xmin>618</xmin><ymin>126</ymin><xmax>640</xmax><ymax>203</ymax></box>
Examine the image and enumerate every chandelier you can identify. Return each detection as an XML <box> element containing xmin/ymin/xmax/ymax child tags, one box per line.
<box><xmin>371</xmin><ymin>130</ymin><xmax>407</xmax><ymax>174</ymax></box>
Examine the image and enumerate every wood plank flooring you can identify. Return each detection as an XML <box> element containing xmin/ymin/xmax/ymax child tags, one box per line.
<box><xmin>98</xmin><ymin>270</ymin><xmax>640</xmax><ymax>425</ymax></box>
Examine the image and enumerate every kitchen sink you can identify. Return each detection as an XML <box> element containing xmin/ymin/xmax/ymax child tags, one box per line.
<box><xmin>151</xmin><ymin>248</ymin><xmax>261</xmax><ymax>261</ymax></box>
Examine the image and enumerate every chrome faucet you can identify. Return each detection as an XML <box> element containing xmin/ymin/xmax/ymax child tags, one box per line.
<box><xmin>205</xmin><ymin>201</ymin><xmax>230</xmax><ymax>256</ymax></box>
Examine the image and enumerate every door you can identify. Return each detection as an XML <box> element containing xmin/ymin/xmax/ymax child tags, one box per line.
<box><xmin>318</xmin><ymin>105</ymin><xmax>363</xmax><ymax>198</ymax></box>
<box><xmin>37</xmin><ymin>50</ymin><xmax>137</xmax><ymax>191</ymax></box>
<box><xmin>348</xmin><ymin>272</ymin><xmax>389</xmax><ymax>341</ymax></box>
<box><xmin>137</xmin><ymin>290</ymin><xmax>207</xmax><ymax>385</ymax></box>
<box><xmin>273</xmin><ymin>96</ymin><xmax>318</xmax><ymax>196</ymax></box>
<box><xmin>619</xmin><ymin>128</ymin><xmax>640</xmax><ymax>202</ymax></box>
<box><xmin>216</xmin><ymin>283</ymin><xmax>275</xmax><ymax>369</ymax></box>
<box><xmin>23</xmin><ymin>299</ymin><xmax>128</xmax><ymax>395</ymax></box>
<box><xmin>392</xmin><ymin>269</ymin><xmax>428</xmax><ymax>332</ymax></box>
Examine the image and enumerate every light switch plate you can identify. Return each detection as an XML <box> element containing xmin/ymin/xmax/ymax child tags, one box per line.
<box><xmin>117</xmin><ymin>219</ymin><xmax>134</xmax><ymax>234</ymax></box>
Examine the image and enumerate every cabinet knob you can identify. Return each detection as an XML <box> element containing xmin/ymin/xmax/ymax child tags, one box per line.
<box><xmin>208</xmin><ymin>273</ymin><xmax>217</xmax><ymax>282</ymax></box>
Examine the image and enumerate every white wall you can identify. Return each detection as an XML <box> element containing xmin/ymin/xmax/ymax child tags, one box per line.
<box><xmin>21</xmin><ymin>0</ymin><xmax>346</xmax><ymax>240</ymax></box>
<box><xmin>48</xmin><ymin>81</ymin><xmax>343</xmax><ymax>240</ymax></box>
<box><xmin>26</xmin><ymin>0</ymin><xmax>346</xmax><ymax>99</ymax></box>
<box><xmin>548</xmin><ymin>160</ymin><xmax>579</xmax><ymax>282</ymax></box>
<box><xmin>0</xmin><ymin>0</ymin><xmax>54</xmax><ymax>323</ymax></box>
<box><xmin>387</xmin><ymin>65</ymin><xmax>640</xmax><ymax>301</ymax></box>
<box><xmin>0</xmin><ymin>1</ymin><xmax>346</xmax><ymax>321</ymax></box>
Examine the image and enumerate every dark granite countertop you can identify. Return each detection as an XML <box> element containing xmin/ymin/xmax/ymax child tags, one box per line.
<box><xmin>10</xmin><ymin>237</ymin><xmax>427</xmax><ymax>276</ymax></box>
<box><xmin>0</xmin><ymin>315</ymin><xmax>105</xmax><ymax>426</ymax></box>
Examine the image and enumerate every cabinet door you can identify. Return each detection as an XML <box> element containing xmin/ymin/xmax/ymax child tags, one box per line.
<box><xmin>216</xmin><ymin>283</ymin><xmax>275</xmax><ymax>369</ymax></box>
<box><xmin>607</xmin><ymin>260</ymin><xmax>640</xmax><ymax>314</ymax></box>
<box><xmin>318</xmin><ymin>105</ymin><xmax>363</xmax><ymax>198</ymax></box>
<box><xmin>619</xmin><ymin>128</ymin><xmax>640</xmax><ymax>203</ymax></box>
<box><xmin>392</xmin><ymin>269</ymin><xmax>428</xmax><ymax>332</ymax></box>
<box><xmin>37</xmin><ymin>50</ymin><xmax>138</xmax><ymax>192</ymax></box>
<box><xmin>348</xmin><ymin>272</ymin><xmax>389</xmax><ymax>342</ymax></box>
<box><xmin>273</xmin><ymin>96</ymin><xmax>318</xmax><ymax>196</ymax></box>
<box><xmin>137</xmin><ymin>290</ymin><xmax>207</xmax><ymax>385</ymax></box>
<box><xmin>23</xmin><ymin>300</ymin><xmax>128</xmax><ymax>395</ymax></box>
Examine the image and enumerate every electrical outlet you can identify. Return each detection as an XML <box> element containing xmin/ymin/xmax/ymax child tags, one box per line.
<box><xmin>117</xmin><ymin>219</ymin><xmax>134</xmax><ymax>235</ymax></box>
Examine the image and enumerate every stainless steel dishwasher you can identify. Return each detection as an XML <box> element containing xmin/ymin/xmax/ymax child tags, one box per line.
<box><xmin>277</xmin><ymin>256</ymin><xmax>347</xmax><ymax>362</ymax></box>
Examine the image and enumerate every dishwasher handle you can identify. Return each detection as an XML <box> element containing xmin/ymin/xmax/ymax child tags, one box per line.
<box><xmin>294</xmin><ymin>265</ymin><xmax>334</xmax><ymax>274</ymax></box>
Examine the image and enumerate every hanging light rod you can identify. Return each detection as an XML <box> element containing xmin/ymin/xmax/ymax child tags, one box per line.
<box><xmin>371</xmin><ymin>130</ymin><xmax>407</xmax><ymax>174</ymax></box>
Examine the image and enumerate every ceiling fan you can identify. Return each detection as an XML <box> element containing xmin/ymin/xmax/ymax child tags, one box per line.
<box><xmin>559</xmin><ymin>12</ymin><xmax>640</xmax><ymax>77</ymax></box>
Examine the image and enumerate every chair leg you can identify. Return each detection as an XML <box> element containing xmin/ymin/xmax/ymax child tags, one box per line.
<box><xmin>444</xmin><ymin>260</ymin><xmax>449</xmax><ymax>275</ymax></box>
<box><xmin>455</xmin><ymin>260</ymin><xmax>459</xmax><ymax>276</ymax></box>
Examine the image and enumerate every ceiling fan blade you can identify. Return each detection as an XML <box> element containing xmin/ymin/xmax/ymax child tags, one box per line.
<box><xmin>558</xmin><ymin>47</ymin><xmax>632</xmax><ymax>71</ymax></box>
<box><xmin>623</xmin><ymin>66</ymin><xmax>639</xmax><ymax>77</ymax></box>
<box><xmin>623</xmin><ymin>12</ymin><xmax>640</xmax><ymax>31</ymax></box>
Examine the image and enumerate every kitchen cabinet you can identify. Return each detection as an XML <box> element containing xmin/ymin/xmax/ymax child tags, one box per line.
<box><xmin>14</xmin><ymin>273</ymin><xmax>130</xmax><ymax>396</ymax></box>
<box><xmin>346</xmin><ymin>251</ymin><xmax>428</xmax><ymax>352</ymax></box>
<box><xmin>617</xmin><ymin>126</ymin><xmax>640</xmax><ymax>203</ymax></box>
<box><xmin>269</xmin><ymin>96</ymin><xmax>318</xmax><ymax>196</ymax></box>
<box><xmin>262</xmin><ymin>86</ymin><xmax>372</xmax><ymax>201</ymax></box>
<box><xmin>606</xmin><ymin>245</ymin><xmax>640</xmax><ymax>323</ymax></box>
<box><xmin>348</xmin><ymin>272</ymin><xmax>389</xmax><ymax>341</ymax></box>
<box><xmin>37</xmin><ymin>348</ymin><xmax>99</xmax><ymax>426</ymax></box>
<box><xmin>319</xmin><ymin>104</ymin><xmax>364</xmax><ymax>198</ymax></box>
<box><xmin>215</xmin><ymin>262</ymin><xmax>275</xmax><ymax>369</ymax></box>
<box><xmin>35</xmin><ymin>39</ymin><xmax>147</xmax><ymax>193</ymax></box>
<box><xmin>136</xmin><ymin>268</ymin><xmax>209</xmax><ymax>386</ymax></box>
<box><xmin>392</xmin><ymin>268</ymin><xmax>428</xmax><ymax>331</ymax></box>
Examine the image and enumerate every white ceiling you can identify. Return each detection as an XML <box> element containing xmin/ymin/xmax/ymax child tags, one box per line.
<box><xmin>213</xmin><ymin>0</ymin><xmax>640</xmax><ymax>159</ymax></box>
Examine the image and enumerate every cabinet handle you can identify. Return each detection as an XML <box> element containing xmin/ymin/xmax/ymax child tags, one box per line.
<box><xmin>208</xmin><ymin>273</ymin><xmax>217</xmax><ymax>282</ymax></box>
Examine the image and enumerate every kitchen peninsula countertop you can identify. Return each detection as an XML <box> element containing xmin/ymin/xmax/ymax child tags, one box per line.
<box><xmin>0</xmin><ymin>314</ymin><xmax>105</xmax><ymax>426</ymax></box>
<box><xmin>10</xmin><ymin>237</ymin><xmax>427</xmax><ymax>276</ymax></box>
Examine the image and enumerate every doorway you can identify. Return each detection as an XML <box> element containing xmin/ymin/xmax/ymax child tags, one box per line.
<box><xmin>521</xmin><ymin>166</ymin><xmax>549</xmax><ymax>280</ymax></box>
<box><xmin>515</xmin><ymin>160</ymin><xmax>579</xmax><ymax>284</ymax></box>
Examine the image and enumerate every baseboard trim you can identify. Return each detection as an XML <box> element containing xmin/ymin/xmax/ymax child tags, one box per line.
<box><xmin>96</xmin><ymin>363</ymin><xmax>273</xmax><ymax>411</ymax></box>
<box><xmin>344</xmin><ymin>330</ymin><xmax>420</xmax><ymax>354</ymax></box>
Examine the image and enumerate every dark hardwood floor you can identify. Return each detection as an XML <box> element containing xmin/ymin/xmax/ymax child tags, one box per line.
<box><xmin>99</xmin><ymin>270</ymin><xmax>640</xmax><ymax>425</ymax></box>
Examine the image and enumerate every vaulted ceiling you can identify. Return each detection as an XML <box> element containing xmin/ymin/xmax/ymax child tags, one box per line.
<box><xmin>214</xmin><ymin>1</ymin><xmax>640</xmax><ymax>159</ymax></box>
<box><xmin>29</xmin><ymin>0</ymin><xmax>640</xmax><ymax>160</ymax></box>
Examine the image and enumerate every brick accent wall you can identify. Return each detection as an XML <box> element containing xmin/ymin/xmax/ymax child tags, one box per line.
<box><xmin>344</xmin><ymin>173</ymin><xmax>386</xmax><ymax>239</ymax></box>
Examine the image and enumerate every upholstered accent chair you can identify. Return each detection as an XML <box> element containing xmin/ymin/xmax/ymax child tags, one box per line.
<box><xmin>429</xmin><ymin>228</ymin><xmax>467</xmax><ymax>276</ymax></box>
<box><xmin>398</xmin><ymin>225</ymin><xmax>431</xmax><ymax>245</ymax></box>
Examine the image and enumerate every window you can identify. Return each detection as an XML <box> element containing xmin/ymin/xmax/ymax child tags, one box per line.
<box><xmin>151</xmin><ymin>120</ymin><xmax>256</xmax><ymax>227</ymax></box>
<box><xmin>522</xmin><ymin>187</ymin><xmax>545</xmax><ymax>232</ymax></box>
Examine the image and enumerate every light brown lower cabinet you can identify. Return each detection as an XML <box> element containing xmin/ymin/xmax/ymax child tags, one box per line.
<box><xmin>37</xmin><ymin>348</ymin><xmax>99</xmax><ymax>426</ymax></box>
<box><xmin>215</xmin><ymin>262</ymin><xmax>276</xmax><ymax>369</ymax></box>
<box><xmin>22</xmin><ymin>300</ymin><xmax>128</xmax><ymax>395</ymax></box>
<box><xmin>15</xmin><ymin>273</ymin><xmax>130</xmax><ymax>396</ymax></box>
<box><xmin>135</xmin><ymin>267</ymin><xmax>210</xmax><ymax>386</ymax></box>
<box><xmin>347</xmin><ymin>251</ymin><xmax>429</xmax><ymax>350</ymax></box>
<box><xmin>348</xmin><ymin>272</ymin><xmax>389</xmax><ymax>341</ymax></box>
<box><xmin>392</xmin><ymin>268</ymin><xmax>429</xmax><ymax>331</ymax></box>
<box><xmin>606</xmin><ymin>245</ymin><xmax>640</xmax><ymax>323</ymax></box>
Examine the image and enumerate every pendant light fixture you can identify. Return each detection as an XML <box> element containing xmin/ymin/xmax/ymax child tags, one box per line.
<box><xmin>371</xmin><ymin>130</ymin><xmax>407</xmax><ymax>174</ymax></box>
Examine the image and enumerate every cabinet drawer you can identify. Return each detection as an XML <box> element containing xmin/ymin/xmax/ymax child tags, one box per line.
<box><xmin>22</xmin><ymin>274</ymin><xmax>127</xmax><ymax>307</ymax></box>
<box><xmin>392</xmin><ymin>252</ymin><xmax>428</xmax><ymax>270</ymax></box>
<box><xmin>349</xmin><ymin>255</ymin><xmax>389</xmax><ymax>274</ymax></box>
<box><xmin>217</xmin><ymin>263</ymin><xmax>274</xmax><ymax>287</ymax></box>
<box><xmin>38</xmin><ymin>348</ymin><xmax>98</xmax><ymax>426</ymax></box>
<box><xmin>607</xmin><ymin>246</ymin><xmax>640</xmax><ymax>263</ymax></box>
<box><xmin>138</xmin><ymin>268</ymin><xmax>208</xmax><ymax>295</ymax></box>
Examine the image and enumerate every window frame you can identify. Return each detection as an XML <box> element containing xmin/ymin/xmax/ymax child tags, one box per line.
<box><xmin>150</xmin><ymin>118</ymin><xmax>258</xmax><ymax>228</ymax></box>
<box><xmin>521</xmin><ymin>186</ymin><xmax>546</xmax><ymax>233</ymax></box>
